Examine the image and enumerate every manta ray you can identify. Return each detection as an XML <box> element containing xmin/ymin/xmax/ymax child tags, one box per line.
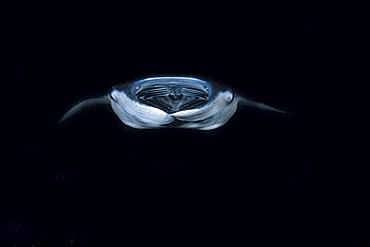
<box><xmin>59</xmin><ymin>76</ymin><xmax>287</xmax><ymax>130</ymax></box>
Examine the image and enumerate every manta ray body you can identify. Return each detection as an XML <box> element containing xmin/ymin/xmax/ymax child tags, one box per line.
<box><xmin>59</xmin><ymin>76</ymin><xmax>286</xmax><ymax>130</ymax></box>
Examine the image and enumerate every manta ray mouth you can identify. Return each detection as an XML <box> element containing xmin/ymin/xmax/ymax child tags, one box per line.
<box><xmin>135</xmin><ymin>81</ymin><xmax>211</xmax><ymax>113</ymax></box>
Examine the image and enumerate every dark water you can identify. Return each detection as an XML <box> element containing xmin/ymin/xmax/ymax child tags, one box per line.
<box><xmin>7</xmin><ymin>2</ymin><xmax>367</xmax><ymax>247</ymax></box>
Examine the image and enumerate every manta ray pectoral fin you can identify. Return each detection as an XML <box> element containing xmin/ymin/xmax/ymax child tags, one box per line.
<box><xmin>58</xmin><ymin>96</ymin><xmax>110</xmax><ymax>124</ymax></box>
<box><xmin>237</xmin><ymin>96</ymin><xmax>288</xmax><ymax>114</ymax></box>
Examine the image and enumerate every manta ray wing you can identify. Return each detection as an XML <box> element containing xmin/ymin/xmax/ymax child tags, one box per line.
<box><xmin>237</xmin><ymin>96</ymin><xmax>288</xmax><ymax>114</ymax></box>
<box><xmin>59</xmin><ymin>96</ymin><xmax>110</xmax><ymax>124</ymax></box>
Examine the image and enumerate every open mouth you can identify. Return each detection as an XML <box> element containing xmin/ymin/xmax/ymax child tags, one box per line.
<box><xmin>135</xmin><ymin>83</ymin><xmax>210</xmax><ymax>113</ymax></box>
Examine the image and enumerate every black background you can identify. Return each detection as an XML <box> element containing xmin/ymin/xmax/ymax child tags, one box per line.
<box><xmin>6</xmin><ymin>2</ymin><xmax>367</xmax><ymax>247</ymax></box>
